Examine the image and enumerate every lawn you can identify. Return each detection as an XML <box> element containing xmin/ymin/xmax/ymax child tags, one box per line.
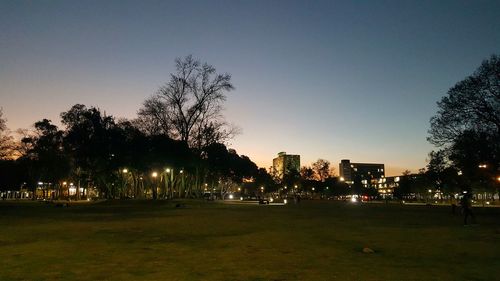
<box><xmin>0</xmin><ymin>200</ymin><xmax>499</xmax><ymax>281</ymax></box>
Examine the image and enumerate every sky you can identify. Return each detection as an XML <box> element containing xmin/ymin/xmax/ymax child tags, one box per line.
<box><xmin>1</xmin><ymin>0</ymin><xmax>499</xmax><ymax>176</ymax></box>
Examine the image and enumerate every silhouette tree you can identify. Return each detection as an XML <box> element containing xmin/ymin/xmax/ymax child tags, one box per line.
<box><xmin>311</xmin><ymin>159</ymin><xmax>332</xmax><ymax>182</ymax></box>
<box><xmin>428</xmin><ymin>55</ymin><xmax>499</xmax><ymax>197</ymax></box>
<box><xmin>300</xmin><ymin>166</ymin><xmax>315</xmax><ymax>180</ymax></box>
<box><xmin>20</xmin><ymin>119</ymin><xmax>70</xmax><ymax>198</ymax></box>
<box><xmin>138</xmin><ymin>55</ymin><xmax>236</xmax><ymax>150</ymax></box>
<box><xmin>428</xmin><ymin>54</ymin><xmax>500</xmax><ymax>146</ymax></box>
<box><xmin>61</xmin><ymin>104</ymin><xmax>120</xmax><ymax>199</ymax></box>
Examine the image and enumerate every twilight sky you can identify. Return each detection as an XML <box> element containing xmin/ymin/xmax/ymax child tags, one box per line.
<box><xmin>1</xmin><ymin>0</ymin><xmax>499</xmax><ymax>175</ymax></box>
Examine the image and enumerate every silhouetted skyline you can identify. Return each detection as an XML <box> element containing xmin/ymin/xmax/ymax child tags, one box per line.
<box><xmin>1</xmin><ymin>0</ymin><xmax>499</xmax><ymax>175</ymax></box>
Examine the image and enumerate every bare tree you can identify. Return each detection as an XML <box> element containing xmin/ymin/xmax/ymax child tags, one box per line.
<box><xmin>311</xmin><ymin>159</ymin><xmax>332</xmax><ymax>182</ymax></box>
<box><xmin>138</xmin><ymin>55</ymin><xmax>236</xmax><ymax>149</ymax></box>
<box><xmin>0</xmin><ymin>108</ymin><xmax>16</xmax><ymax>160</ymax></box>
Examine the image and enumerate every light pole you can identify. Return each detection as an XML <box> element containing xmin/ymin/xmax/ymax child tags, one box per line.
<box><xmin>152</xmin><ymin>172</ymin><xmax>158</xmax><ymax>199</ymax></box>
<box><xmin>122</xmin><ymin>168</ymin><xmax>128</xmax><ymax>198</ymax></box>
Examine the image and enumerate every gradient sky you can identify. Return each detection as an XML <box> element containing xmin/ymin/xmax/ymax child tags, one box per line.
<box><xmin>1</xmin><ymin>0</ymin><xmax>499</xmax><ymax>175</ymax></box>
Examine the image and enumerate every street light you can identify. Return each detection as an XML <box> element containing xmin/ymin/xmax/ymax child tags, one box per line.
<box><xmin>122</xmin><ymin>168</ymin><xmax>128</xmax><ymax>174</ymax></box>
<box><xmin>152</xmin><ymin>172</ymin><xmax>158</xmax><ymax>178</ymax></box>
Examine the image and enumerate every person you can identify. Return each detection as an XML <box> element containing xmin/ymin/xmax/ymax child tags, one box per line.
<box><xmin>451</xmin><ymin>196</ymin><xmax>457</xmax><ymax>215</ymax></box>
<box><xmin>460</xmin><ymin>192</ymin><xmax>476</xmax><ymax>225</ymax></box>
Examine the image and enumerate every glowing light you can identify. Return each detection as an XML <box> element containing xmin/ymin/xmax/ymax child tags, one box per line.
<box><xmin>284</xmin><ymin>199</ymin><xmax>287</xmax><ymax>204</ymax></box>
<box><xmin>63</xmin><ymin>182</ymin><xmax>67</xmax><ymax>185</ymax></box>
<box><xmin>457</xmin><ymin>171</ymin><xmax>463</xmax><ymax>176</ymax></box>
<box><xmin>478</xmin><ymin>164</ymin><xmax>487</xmax><ymax>168</ymax></box>
<box><xmin>340</xmin><ymin>177</ymin><xmax>345</xmax><ymax>181</ymax></box>
<box><xmin>270</xmin><ymin>198</ymin><xmax>274</xmax><ymax>202</ymax></box>
<box><xmin>229</xmin><ymin>194</ymin><xmax>234</xmax><ymax>199</ymax></box>
<box><xmin>38</xmin><ymin>182</ymin><xmax>43</xmax><ymax>185</ymax></box>
<box><xmin>240</xmin><ymin>197</ymin><xmax>243</xmax><ymax>201</ymax></box>
<box><xmin>122</xmin><ymin>168</ymin><xmax>128</xmax><ymax>173</ymax></box>
<box><xmin>166</xmin><ymin>168</ymin><xmax>171</xmax><ymax>173</ymax></box>
<box><xmin>350</xmin><ymin>197</ymin><xmax>357</xmax><ymax>203</ymax></box>
<box><xmin>152</xmin><ymin>172</ymin><xmax>158</xmax><ymax>178</ymax></box>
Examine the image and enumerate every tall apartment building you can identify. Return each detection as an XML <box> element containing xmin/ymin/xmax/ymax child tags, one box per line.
<box><xmin>339</xmin><ymin>159</ymin><xmax>385</xmax><ymax>184</ymax></box>
<box><xmin>272</xmin><ymin>152</ymin><xmax>300</xmax><ymax>181</ymax></box>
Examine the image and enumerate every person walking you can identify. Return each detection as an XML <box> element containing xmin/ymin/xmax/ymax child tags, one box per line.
<box><xmin>460</xmin><ymin>192</ymin><xmax>476</xmax><ymax>225</ymax></box>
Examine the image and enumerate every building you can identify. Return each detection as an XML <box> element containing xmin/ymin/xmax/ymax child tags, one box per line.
<box><xmin>339</xmin><ymin>159</ymin><xmax>385</xmax><ymax>184</ymax></box>
<box><xmin>272</xmin><ymin>152</ymin><xmax>300</xmax><ymax>181</ymax></box>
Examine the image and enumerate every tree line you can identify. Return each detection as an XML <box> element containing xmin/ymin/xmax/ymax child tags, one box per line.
<box><xmin>0</xmin><ymin>56</ymin><xmax>265</xmax><ymax>199</ymax></box>
<box><xmin>1</xmin><ymin>54</ymin><xmax>498</xmax><ymax>201</ymax></box>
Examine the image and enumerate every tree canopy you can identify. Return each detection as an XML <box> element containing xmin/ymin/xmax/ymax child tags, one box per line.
<box><xmin>428</xmin><ymin>54</ymin><xmax>500</xmax><ymax>146</ymax></box>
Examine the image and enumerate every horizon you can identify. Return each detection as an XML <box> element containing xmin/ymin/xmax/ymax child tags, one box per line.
<box><xmin>1</xmin><ymin>0</ymin><xmax>499</xmax><ymax>176</ymax></box>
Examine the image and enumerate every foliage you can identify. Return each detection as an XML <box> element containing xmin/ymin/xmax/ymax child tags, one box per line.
<box><xmin>428</xmin><ymin>54</ymin><xmax>500</xmax><ymax>146</ymax></box>
<box><xmin>428</xmin><ymin>55</ymin><xmax>500</xmax><ymax>196</ymax></box>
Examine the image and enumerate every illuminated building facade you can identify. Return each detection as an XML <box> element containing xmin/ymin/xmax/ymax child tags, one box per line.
<box><xmin>272</xmin><ymin>152</ymin><xmax>300</xmax><ymax>181</ymax></box>
<box><xmin>339</xmin><ymin>159</ymin><xmax>385</xmax><ymax>184</ymax></box>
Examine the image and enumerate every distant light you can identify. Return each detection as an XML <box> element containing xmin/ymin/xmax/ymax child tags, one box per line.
<box><xmin>38</xmin><ymin>182</ymin><xmax>43</xmax><ymax>185</ymax></box>
<box><xmin>478</xmin><ymin>164</ymin><xmax>487</xmax><ymax>168</ymax></box>
<box><xmin>486</xmin><ymin>201</ymin><xmax>490</xmax><ymax>205</ymax></box>
<box><xmin>240</xmin><ymin>197</ymin><xmax>243</xmax><ymax>201</ymax></box>
<box><xmin>63</xmin><ymin>182</ymin><xmax>67</xmax><ymax>185</ymax></box>
<box><xmin>270</xmin><ymin>198</ymin><xmax>274</xmax><ymax>202</ymax></box>
<box><xmin>122</xmin><ymin>168</ymin><xmax>128</xmax><ymax>173</ymax></box>
<box><xmin>351</xmin><ymin>197</ymin><xmax>357</xmax><ymax>203</ymax></box>
<box><xmin>457</xmin><ymin>171</ymin><xmax>463</xmax><ymax>176</ymax></box>
<box><xmin>428</xmin><ymin>189</ymin><xmax>432</xmax><ymax>193</ymax></box>
<box><xmin>326</xmin><ymin>186</ymin><xmax>329</xmax><ymax>190</ymax></box>
<box><xmin>152</xmin><ymin>172</ymin><xmax>158</xmax><ymax>178</ymax></box>
<box><xmin>180</xmin><ymin>170</ymin><xmax>184</xmax><ymax>174</ymax></box>
<box><xmin>312</xmin><ymin>187</ymin><xmax>315</xmax><ymax>191</ymax></box>
<box><xmin>340</xmin><ymin>177</ymin><xmax>345</xmax><ymax>182</ymax></box>
<box><xmin>166</xmin><ymin>168</ymin><xmax>171</xmax><ymax>173</ymax></box>
<box><xmin>229</xmin><ymin>194</ymin><xmax>234</xmax><ymax>199</ymax></box>
<box><xmin>284</xmin><ymin>199</ymin><xmax>287</xmax><ymax>204</ymax></box>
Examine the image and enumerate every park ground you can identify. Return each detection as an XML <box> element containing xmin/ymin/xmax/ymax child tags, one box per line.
<box><xmin>0</xmin><ymin>199</ymin><xmax>499</xmax><ymax>281</ymax></box>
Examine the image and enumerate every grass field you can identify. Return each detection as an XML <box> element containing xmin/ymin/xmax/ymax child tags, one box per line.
<box><xmin>1</xmin><ymin>200</ymin><xmax>499</xmax><ymax>281</ymax></box>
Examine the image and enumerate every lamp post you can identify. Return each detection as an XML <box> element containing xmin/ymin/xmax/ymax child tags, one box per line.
<box><xmin>122</xmin><ymin>168</ymin><xmax>128</xmax><ymax>198</ymax></box>
<box><xmin>152</xmin><ymin>172</ymin><xmax>158</xmax><ymax>199</ymax></box>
